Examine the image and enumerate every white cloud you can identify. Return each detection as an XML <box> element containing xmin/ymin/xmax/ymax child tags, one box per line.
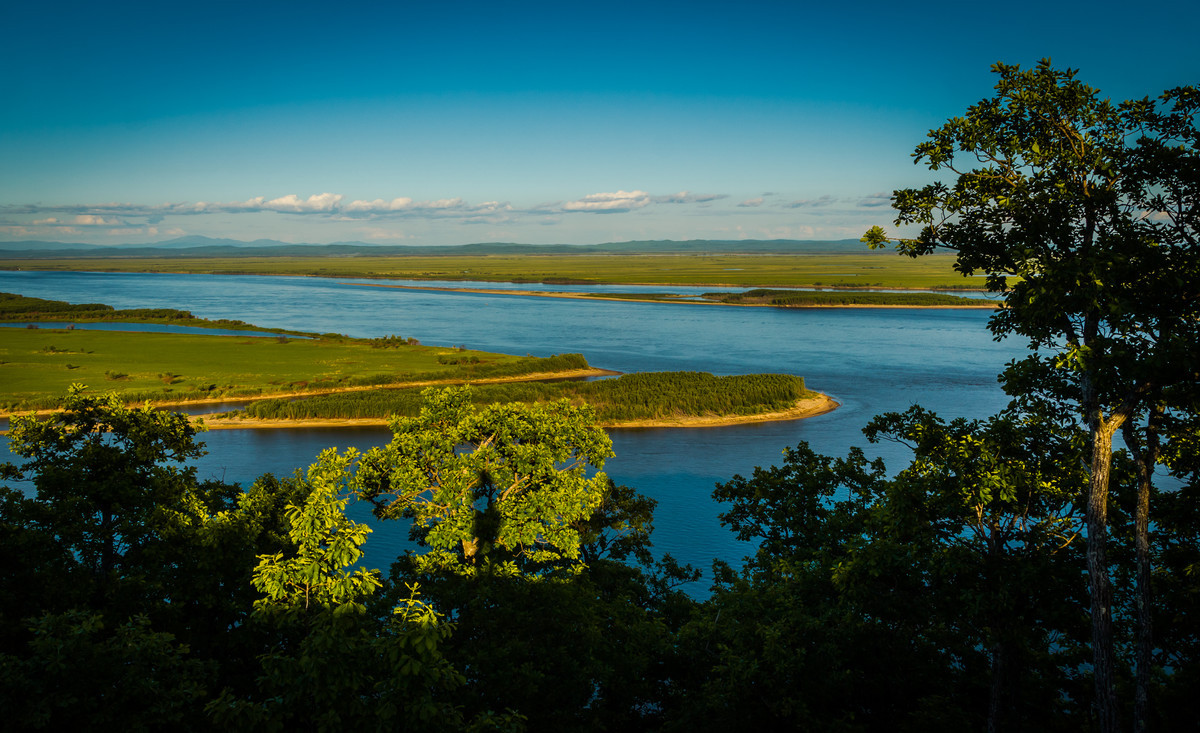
<box><xmin>263</xmin><ymin>193</ymin><xmax>343</xmax><ymax>213</ymax></box>
<box><xmin>185</xmin><ymin>193</ymin><xmax>344</xmax><ymax>214</ymax></box>
<box><xmin>563</xmin><ymin>190</ymin><xmax>651</xmax><ymax>213</ymax></box>
<box><xmin>32</xmin><ymin>217</ymin><xmax>59</xmax><ymax>224</ymax></box>
<box><xmin>738</xmin><ymin>198</ymin><xmax>764</xmax><ymax>208</ymax></box>
<box><xmin>345</xmin><ymin>197</ymin><xmax>415</xmax><ymax>213</ymax></box>
<box><xmin>423</xmin><ymin>198</ymin><xmax>464</xmax><ymax>210</ymax></box>
<box><xmin>72</xmin><ymin>214</ymin><xmax>123</xmax><ymax>226</ymax></box>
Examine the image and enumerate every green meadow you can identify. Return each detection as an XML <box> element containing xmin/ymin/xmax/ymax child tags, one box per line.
<box><xmin>0</xmin><ymin>252</ymin><xmax>981</xmax><ymax>290</ymax></box>
<box><xmin>0</xmin><ymin>326</ymin><xmax>588</xmax><ymax>412</ymax></box>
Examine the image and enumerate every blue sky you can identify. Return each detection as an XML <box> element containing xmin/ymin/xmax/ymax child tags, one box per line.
<box><xmin>3</xmin><ymin>0</ymin><xmax>1197</xmax><ymax>246</ymax></box>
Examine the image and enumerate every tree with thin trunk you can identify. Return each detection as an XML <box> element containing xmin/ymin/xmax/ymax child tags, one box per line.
<box><xmin>863</xmin><ymin>61</ymin><xmax>1199</xmax><ymax>731</ymax></box>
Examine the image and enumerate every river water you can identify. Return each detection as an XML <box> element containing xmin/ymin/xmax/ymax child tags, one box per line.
<box><xmin>0</xmin><ymin>270</ymin><xmax>1023</xmax><ymax>589</ymax></box>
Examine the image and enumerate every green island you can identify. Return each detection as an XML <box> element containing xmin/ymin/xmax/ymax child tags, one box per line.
<box><xmin>0</xmin><ymin>293</ymin><xmax>833</xmax><ymax>427</ymax></box>
<box><xmin>356</xmin><ymin>282</ymin><xmax>998</xmax><ymax>308</ymax></box>
<box><xmin>215</xmin><ymin>371</ymin><xmax>833</xmax><ymax>428</ymax></box>
<box><xmin>0</xmin><ymin>291</ymin><xmax>303</xmax><ymax>335</ymax></box>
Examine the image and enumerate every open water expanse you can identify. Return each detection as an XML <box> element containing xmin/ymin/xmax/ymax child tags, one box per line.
<box><xmin>0</xmin><ymin>270</ymin><xmax>1025</xmax><ymax>591</ymax></box>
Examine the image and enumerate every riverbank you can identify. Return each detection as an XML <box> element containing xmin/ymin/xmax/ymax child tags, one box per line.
<box><xmin>0</xmin><ymin>368</ymin><xmax>618</xmax><ymax>422</ymax></box>
<box><xmin>192</xmin><ymin>392</ymin><xmax>840</xmax><ymax>431</ymax></box>
<box><xmin>355</xmin><ymin>283</ymin><xmax>999</xmax><ymax>308</ymax></box>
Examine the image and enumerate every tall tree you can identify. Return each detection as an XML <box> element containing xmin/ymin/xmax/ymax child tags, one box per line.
<box><xmin>677</xmin><ymin>407</ymin><xmax>1088</xmax><ymax>730</ymax></box>
<box><xmin>353</xmin><ymin>385</ymin><xmax>614</xmax><ymax>577</ymax></box>
<box><xmin>863</xmin><ymin>60</ymin><xmax>1199</xmax><ymax>729</ymax></box>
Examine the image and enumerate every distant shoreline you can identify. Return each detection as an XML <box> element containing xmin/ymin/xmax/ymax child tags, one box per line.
<box><xmin>354</xmin><ymin>283</ymin><xmax>999</xmax><ymax>308</ymax></box>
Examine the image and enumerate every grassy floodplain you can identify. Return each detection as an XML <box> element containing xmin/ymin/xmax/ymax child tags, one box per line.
<box><xmin>0</xmin><ymin>252</ymin><xmax>981</xmax><ymax>290</ymax></box>
<box><xmin>224</xmin><ymin>371</ymin><xmax>828</xmax><ymax>427</ymax></box>
<box><xmin>0</xmin><ymin>326</ymin><xmax>599</xmax><ymax>413</ymax></box>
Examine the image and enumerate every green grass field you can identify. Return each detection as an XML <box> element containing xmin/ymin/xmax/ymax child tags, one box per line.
<box><xmin>0</xmin><ymin>327</ymin><xmax>585</xmax><ymax>412</ymax></box>
<box><xmin>0</xmin><ymin>252</ymin><xmax>984</xmax><ymax>290</ymax></box>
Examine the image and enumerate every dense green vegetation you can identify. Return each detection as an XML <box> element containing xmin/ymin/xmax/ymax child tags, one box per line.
<box><xmin>699</xmin><ymin>288</ymin><xmax>1000</xmax><ymax>307</ymax></box>
<box><xmin>0</xmin><ymin>319</ymin><xmax>593</xmax><ymax>412</ymax></box>
<box><xmin>234</xmin><ymin>371</ymin><xmax>811</xmax><ymax>422</ymax></box>
<box><xmin>0</xmin><ymin>252</ymin><xmax>978</xmax><ymax>290</ymax></box>
<box><xmin>0</xmin><ymin>291</ymin><xmax>300</xmax><ymax>334</ymax></box>
<box><xmin>2</xmin><ymin>62</ymin><xmax>1197</xmax><ymax>731</ymax></box>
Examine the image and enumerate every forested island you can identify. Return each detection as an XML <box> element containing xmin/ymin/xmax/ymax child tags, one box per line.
<box><xmin>0</xmin><ymin>292</ymin><xmax>833</xmax><ymax>428</ymax></box>
<box><xmin>208</xmin><ymin>371</ymin><xmax>835</xmax><ymax>428</ymax></box>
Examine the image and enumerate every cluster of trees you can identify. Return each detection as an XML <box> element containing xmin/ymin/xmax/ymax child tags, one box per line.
<box><xmin>863</xmin><ymin>59</ymin><xmax>1199</xmax><ymax>731</ymax></box>
<box><xmin>0</xmin><ymin>292</ymin><xmax>197</xmax><ymax>323</ymax></box>
<box><xmin>366</xmin><ymin>334</ymin><xmax>421</xmax><ymax>348</ymax></box>
<box><xmin>575</xmin><ymin>371</ymin><xmax>809</xmax><ymax>420</ymax></box>
<box><xmin>2</xmin><ymin>61</ymin><xmax>1197</xmax><ymax>730</ymax></box>
<box><xmin>0</xmin><ymin>386</ymin><xmax>701</xmax><ymax>730</ymax></box>
<box><xmin>237</xmin><ymin>371</ymin><xmax>810</xmax><ymax>422</ymax></box>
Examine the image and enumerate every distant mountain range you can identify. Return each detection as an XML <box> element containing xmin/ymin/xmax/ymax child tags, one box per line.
<box><xmin>0</xmin><ymin>236</ymin><xmax>876</xmax><ymax>258</ymax></box>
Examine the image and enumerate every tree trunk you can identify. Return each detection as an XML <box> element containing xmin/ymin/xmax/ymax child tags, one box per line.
<box><xmin>1088</xmin><ymin>418</ymin><xmax>1121</xmax><ymax>733</ymax></box>
<box><xmin>987</xmin><ymin>639</ymin><xmax>1010</xmax><ymax>733</ymax></box>
<box><xmin>1123</xmin><ymin>404</ymin><xmax>1163</xmax><ymax>733</ymax></box>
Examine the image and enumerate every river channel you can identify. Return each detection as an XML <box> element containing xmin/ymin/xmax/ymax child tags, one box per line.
<box><xmin>0</xmin><ymin>270</ymin><xmax>1025</xmax><ymax>590</ymax></box>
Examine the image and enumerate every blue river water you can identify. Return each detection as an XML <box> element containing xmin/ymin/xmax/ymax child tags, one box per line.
<box><xmin>0</xmin><ymin>270</ymin><xmax>1023</xmax><ymax>591</ymax></box>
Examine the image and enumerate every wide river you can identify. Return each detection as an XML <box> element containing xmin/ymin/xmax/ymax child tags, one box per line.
<box><xmin>0</xmin><ymin>270</ymin><xmax>1024</xmax><ymax>590</ymax></box>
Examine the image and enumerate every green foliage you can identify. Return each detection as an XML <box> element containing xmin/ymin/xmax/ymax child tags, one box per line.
<box><xmin>211</xmin><ymin>454</ymin><xmax>484</xmax><ymax>732</ymax></box>
<box><xmin>0</xmin><ymin>292</ymin><xmax>117</xmax><ymax>317</ymax></box>
<box><xmin>0</xmin><ymin>610</ymin><xmax>209</xmax><ymax>730</ymax></box>
<box><xmin>864</xmin><ymin>59</ymin><xmax>1200</xmax><ymax>728</ymax></box>
<box><xmin>354</xmin><ymin>386</ymin><xmax>614</xmax><ymax>575</ymax></box>
<box><xmin>3</xmin><ymin>386</ymin><xmax>211</xmax><ymax>610</ymax></box>
<box><xmin>250</xmin><ymin>449</ymin><xmax>381</xmax><ymax>615</ymax></box>
<box><xmin>0</xmin><ymin>290</ymin><xmax>207</xmax><ymax>324</ymax></box>
<box><xmin>238</xmin><ymin>370</ymin><xmax>811</xmax><ymax>422</ymax></box>
<box><xmin>674</xmin><ymin>408</ymin><xmax>1092</xmax><ymax>730</ymax></box>
<box><xmin>367</xmin><ymin>333</ymin><xmax>420</xmax><ymax>348</ymax></box>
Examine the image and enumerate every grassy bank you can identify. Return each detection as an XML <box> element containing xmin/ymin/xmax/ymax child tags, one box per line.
<box><xmin>0</xmin><ymin>324</ymin><xmax>594</xmax><ymax>412</ymax></box>
<box><xmin>0</xmin><ymin>252</ymin><xmax>982</xmax><ymax>290</ymax></box>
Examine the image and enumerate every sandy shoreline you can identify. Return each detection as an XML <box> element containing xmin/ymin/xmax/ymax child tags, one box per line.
<box><xmin>353</xmin><ymin>282</ymin><xmax>998</xmax><ymax>308</ymax></box>
<box><xmin>192</xmin><ymin>392</ymin><xmax>840</xmax><ymax>431</ymax></box>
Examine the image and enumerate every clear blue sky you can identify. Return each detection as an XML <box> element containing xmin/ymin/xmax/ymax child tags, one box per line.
<box><xmin>3</xmin><ymin>0</ymin><xmax>1196</xmax><ymax>246</ymax></box>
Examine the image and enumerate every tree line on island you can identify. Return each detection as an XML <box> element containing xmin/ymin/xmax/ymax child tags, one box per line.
<box><xmin>1</xmin><ymin>61</ymin><xmax>1198</xmax><ymax>731</ymax></box>
<box><xmin>232</xmin><ymin>371</ymin><xmax>812</xmax><ymax>423</ymax></box>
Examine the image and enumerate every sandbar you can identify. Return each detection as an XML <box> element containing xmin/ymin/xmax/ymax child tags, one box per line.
<box><xmin>353</xmin><ymin>283</ymin><xmax>997</xmax><ymax>308</ymax></box>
